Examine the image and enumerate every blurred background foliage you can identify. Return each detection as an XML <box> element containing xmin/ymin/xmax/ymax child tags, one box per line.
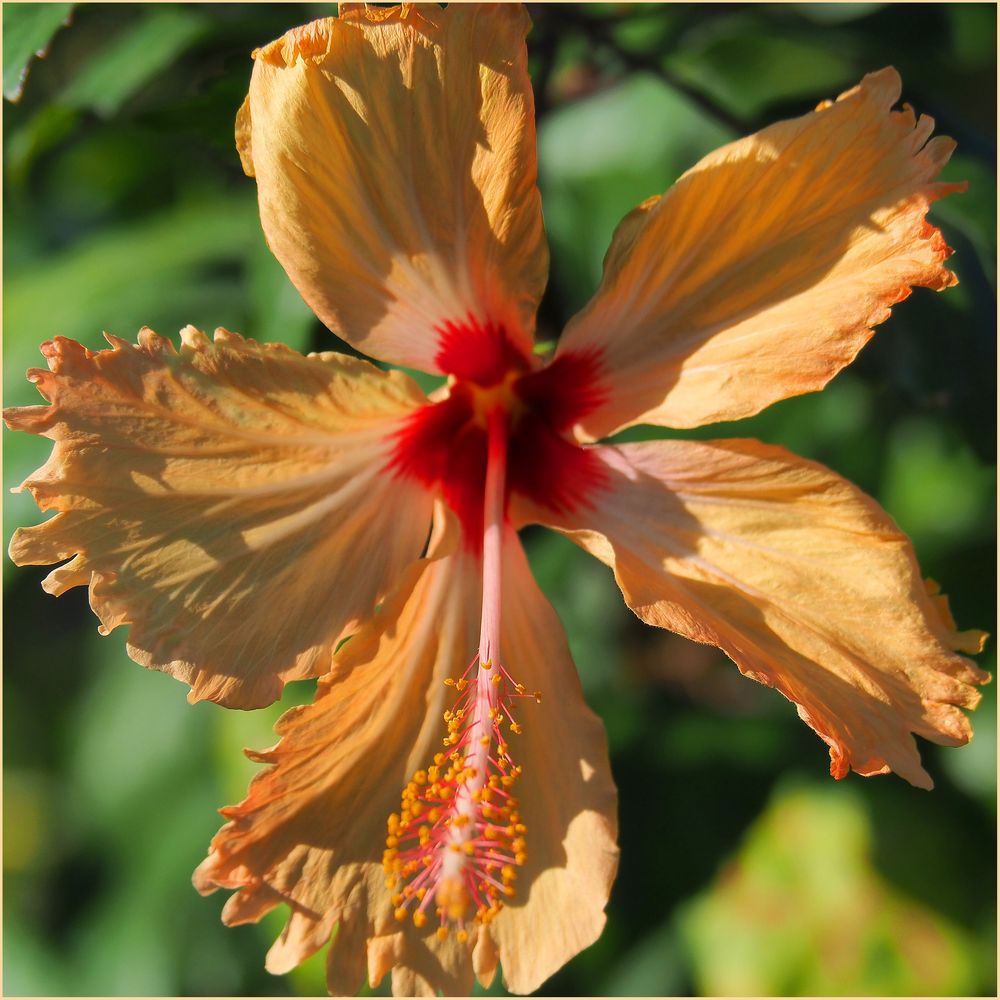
<box><xmin>2</xmin><ymin>2</ymin><xmax>995</xmax><ymax>996</ymax></box>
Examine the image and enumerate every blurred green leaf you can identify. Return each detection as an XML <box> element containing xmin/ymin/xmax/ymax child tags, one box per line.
<box><xmin>4</xmin><ymin>102</ymin><xmax>79</xmax><ymax>186</ymax></box>
<box><xmin>59</xmin><ymin>6</ymin><xmax>208</xmax><ymax>117</ymax></box>
<box><xmin>538</xmin><ymin>74</ymin><xmax>732</xmax><ymax>313</ymax></box>
<box><xmin>880</xmin><ymin>416</ymin><xmax>995</xmax><ymax>557</ymax></box>
<box><xmin>680</xmin><ymin>782</ymin><xmax>979</xmax><ymax>995</ymax></box>
<box><xmin>3</xmin><ymin>191</ymin><xmax>258</xmax><ymax>405</ymax></box>
<box><xmin>603</xmin><ymin>918</ymin><xmax>687</xmax><ymax>996</ymax></box>
<box><xmin>938</xmin><ymin>660</ymin><xmax>997</xmax><ymax>808</ymax></box>
<box><xmin>789</xmin><ymin>3</ymin><xmax>885</xmax><ymax>25</ymax></box>
<box><xmin>667</xmin><ymin>16</ymin><xmax>855</xmax><ymax>119</ymax></box>
<box><xmin>2</xmin><ymin>920</ymin><xmax>69</xmax><ymax>995</ymax></box>
<box><xmin>247</xmin><ymin>229</ymin><xmax>317</xmax><ymax>353</ymax></box>
<box><xmin>948</xmin><ymin>4</ymin><xmax>997</xmax><ymax>69</ymax></box>
<box><xmin>2</xmin><ymin>2</ymin><xmax>73</xmax><ymax>101</ymax></box>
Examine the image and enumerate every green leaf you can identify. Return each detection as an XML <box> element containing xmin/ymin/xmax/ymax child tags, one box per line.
<box><xmin>3</xmin><ymin>191</ymin><xmax>258</xmax><ymax>403</ymax></box>
<box><xmin>680</xmin><ymin>782</ymin><xmax>979</xmax><ymax>995</ymax></box>
<box><xmin>537</xmin><ymin>74</ymin><xmax>733</xmax><ymax>314</ymax></box>
<box><xmin>59</xmin><ymin>7</ymin><xmax>208</xmax><ymax>117</ymax></box>
<box><xmin>667</xmin><ymin>18</ymin><xmax>855</xmax><ymax>120</ymax></box>
<box><xmin>880</xmin><ymin>416</ymin><xmax>996</xmax><ymax>558</ymax></box>
<box><xmin>2</xmin><ymin>2</ymin><xmax>73</xmax><ymax>101</ymax></box>
<box><xmin>246</xmin><ymin>226</ymin><xmax>317</xmax><ymax>353</ymax></box>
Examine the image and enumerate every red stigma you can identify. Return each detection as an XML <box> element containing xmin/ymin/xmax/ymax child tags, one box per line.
<box><xmin>389</xmin><ymin>318</ymin><xmax>608</xmax><ymax>544</ymax></box>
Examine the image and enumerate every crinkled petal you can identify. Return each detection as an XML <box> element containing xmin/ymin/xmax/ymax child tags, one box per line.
<box><xmin>527</xmin><ymin>438</ymin><xmax>989</xmax><ymax>789</ymax></box>
<box><xmin>241</xmin><ymin>3</ymin><xmax>547</xmax><ymax>372</ymax></box>
<box><xmin>193</xmin><ymin>527</ymin><xmax>617</xmax><ymax>996</ymax></box>
<box><xmin>557</xmin><ymin>68</ymin><xmax>966</xmax><ymax>439</ymax></box>
<box><xmin>4</xmin><ymin>328</ymin><xmax>433</xmax><ymax>708</ymax></box>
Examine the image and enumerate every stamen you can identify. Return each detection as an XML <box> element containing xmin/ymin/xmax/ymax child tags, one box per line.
<box><xmin>384</xmin><ymin>406</ymin><xmax>536</xmax><ymax>932</ymax></box>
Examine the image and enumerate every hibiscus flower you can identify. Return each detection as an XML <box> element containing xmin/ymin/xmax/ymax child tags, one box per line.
<box><xmin>4</xmin><ymin>4</ymin><xmax>988</xmax><ymax>996</ymax></box>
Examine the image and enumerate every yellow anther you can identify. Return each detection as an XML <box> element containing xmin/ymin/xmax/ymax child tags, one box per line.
<box><xmin>455</xmin><ymin>678</ymin><xmax>468</xmax><ymax>692</ymax></box>
<box><xmin>491</xmin><ymin>673</ymin><xmax>502</xmax><ymax>686</ymax></box>
<box><xmin>434</xmin><ymin>753</ymin><xmax>446</xmax><ymax>766</ymax></box>
<box><xmin>503</xmin><ymin>885</ymin><xmax>515</xmax><ymax>897</ymax></box>
<box><xmin>413</xmin><ymin>910</ymin><xmax>427</xmax><ymax>929</ymax></box>
<box><xmin>394</xmin><ymin>906</ymin><xmax>408</xmax><ymax>922</ymax></box>
<box><xmin>516</xmin><ymin>852</ymin><xmax>527</xmax><ymax>865</ymax></box>
<box><xmin>436</xmin><ymin>875</ymin><xmax>471</xmax><ymax>921</ymax></box>
<box><xmin>392</xmin><ymin>892</ymin><xmax>404</xmax><ymax>906</ymax></box>
<box><xmin>428</xmin><ymin>808</ymin><xmax>441</xmax><ymax>823</ymax></box>
<box><xmin>501</xmin><ymin>776</ymin><xmax>514</xmax><ymax>788</ymax></box>
<box><xmin>436</xmin><ymin>926</ymin><xmax>448</xmax><ymax>941</ymax></box>
<box><xmin>444</xmin><ymin>677</ymin><xmax>456</xmax><ymax>687</ymax></box>
<box><xmin>481</xmin><ymin>659</ymin><xmax>492</xmax><ymax>670</ymax></box>
<box><xmin>533</xmin><ymin>691</ymin><xmax>542</xmax><ymax>703</ymax></box>
<box><xmin>457</xmin><ymin>929</ymin><xmax>468</xmax><ymax>943</ymax></box>
<box><xmin>479</xmin><ymin>735</ymin><xmax>490</xmax><ymax>747</ymax></box>
<box><xmin>501</xmin><ymin>865</ymin><xmax>516</xmax><ymax>881</ymax></box>
<box><xmin>416</xmin><ymin>887</ymin><xmax>427</xmax><ymax>901</ymax></box>
<box><xmin>463</xmin><ymin>842</ymin><xmax>475</xmax><ymax>855</ymax></box>
<box><xmin>510</xmin><ymin>722</ymin><xmax>523</xmax><ymax>735</ymax></box>
<box><xmin>514</xmin><ymin>683</ymin><xmax>525</xmax><ymax>695</ymax></box>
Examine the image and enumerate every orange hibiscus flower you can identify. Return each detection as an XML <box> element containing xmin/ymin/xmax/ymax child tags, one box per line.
<box><xmin>4</xmin><ymin>4</ymin><xmax>989</xmax><ymax>996</ymax></box>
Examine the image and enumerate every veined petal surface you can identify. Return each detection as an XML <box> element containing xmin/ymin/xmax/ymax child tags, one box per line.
<box><xmin>5</xmin><ymin>328</ymin><xmax>433</xmax><ymax>708</ymax></box>
<box><xmin>529</xmin><ymin>438</ymin><xmax>989</xmax><ymax>789</ymax></box>
<box><xmin>558</xmin><ymin>68</ymin><xmax>966</xmax><ymax>439</ymax></box>
<box><xmin>194</xmin><ymin>528</ymin><xmax>617</xmax><ymax>996</ymax></box>
<box><xmin>240</xmin><ymin>3</ymin><xmax>547</xmax><ymax>373</ymax></box>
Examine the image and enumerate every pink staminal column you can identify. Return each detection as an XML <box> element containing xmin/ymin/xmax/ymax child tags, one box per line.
<box><xmin>435</xmin><ymin>406</ymin><xmax>510</xmax><ymax>912</ymax></box>
<box><xmin>384</xmin><ymin>407</ymin><xmax>531</xmax><ymax>937</ymax></box>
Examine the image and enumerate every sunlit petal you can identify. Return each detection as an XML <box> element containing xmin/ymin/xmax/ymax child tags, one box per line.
<box><xmin>5</xmin><ymin>327</ymin><xmax>433</xmax><ymax>708</ymax></box>
<box><xmin>242</xmin><ymin>3</ymin><xmax>547</xmax><ymax>372</ymax></box>
<box><xmin>525</xmin><ymin>438</ymin><xmax>989</xmax><ymax>789</ymax></box>
<box><xmin>194</xmin><ymin>527</ymin><xmax>617</xmax><ymax>996</ymax></box>
<box><xmin>558</xmin><ymin>68</ymin><xmax>965</xmax><ymax>438</ymax></box>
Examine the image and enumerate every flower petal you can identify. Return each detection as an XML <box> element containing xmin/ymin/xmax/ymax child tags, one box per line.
<box><xmin>4</xmin><ymin>327</ymin><xmax>433</xmax><ymax>708</ymax></box>
<box><xmin>527</xmin><ymin>438</ymin><xmax>989</xmax><ymax>789</ymax></box>
<box><xmin>241</xmin><ymin>3</ymin><xmax>547</xmax><ymax>372</ymax></box>
<box><xmin>557</xmin><ymin>68</ymin><xmax>965</xmax><ymax>438</ymax></box>
<box><xmin>193</xmin><ymin>527</ymin><xmax>617</xmax><ymax>996</ymax></box>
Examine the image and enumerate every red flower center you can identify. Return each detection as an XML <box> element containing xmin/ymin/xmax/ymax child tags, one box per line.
<box><xmin>389</xmin><ymin>315</ymin><xmax>608</xmax><ymax>544</ymax></box>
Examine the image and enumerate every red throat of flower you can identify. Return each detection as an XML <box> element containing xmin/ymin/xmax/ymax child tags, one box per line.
<box><xmin>388</xmin><ymin>314</ymin><xmax>608</xmax><ymax>547</ymax></box>
<box><xmin>383</xmin><ymin>317</ymin><xmax>606</xmax><ymax>936</ymax></box>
